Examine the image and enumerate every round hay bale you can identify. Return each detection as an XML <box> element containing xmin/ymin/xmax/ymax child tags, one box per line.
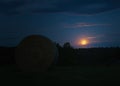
<box><xmin>15</xmin><ymin>35</ymin><xmax>57</xmax><ymax>72</ymax></box>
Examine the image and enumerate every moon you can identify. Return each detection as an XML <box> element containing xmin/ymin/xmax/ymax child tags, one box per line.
<box><xmin>78</xmin><ymin>39</ymin><xmax>89</xmax><ymax>46</ymax></box>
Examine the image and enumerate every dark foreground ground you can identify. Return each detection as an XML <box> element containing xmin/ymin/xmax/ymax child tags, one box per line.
<box><xmin>0</xmin><ymin>65</ymin><xmax>120</xmax><ymax>86</ymax></box>
<box><xmin>0</xmin><ymin>47</ymin><xmax>120</xmax><ymax>86</ymax></box>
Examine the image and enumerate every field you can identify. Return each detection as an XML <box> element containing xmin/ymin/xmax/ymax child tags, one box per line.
<box><xmin>0</xmin><ymin>65</ymin><xmax>120</xmax><ymax>86</ymax></box>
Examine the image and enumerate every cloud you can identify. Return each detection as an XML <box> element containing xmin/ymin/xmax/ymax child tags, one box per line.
<box><xmin>0</xmin><ymin>0</ymin><xmax>120</xmax><ymax>15</ymax></box>
<box><xmin>87</xmin><ymin>36</ymin><xmax>97</xmax><ymax>39</ymax></box>
<box><xmin>90</xmin><ymin>33</ymin><xmax>120</xmax><ymax>44</ymax></box>
<box><xmin>0</xmin><ymin>0</ymin><xmax>26</xmax><ymax>15</ymax></box>
<box><xmin>87</xmin><ymin>35</ymin><xmax>105</xmax><ymax>43</ymax></box>
<box><xmin>0</xmin><ymin>37</ymin><xmax>18</xmax><ymax>40</ymax></box>
<box><xmin>63</xmin><ymin>22</ymin><xmax>111</xmax><ymax>28</ymax></box>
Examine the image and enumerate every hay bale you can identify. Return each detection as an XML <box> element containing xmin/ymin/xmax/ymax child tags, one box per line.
<box><xmin>15</xmin><ymin>35</ymin><xmax>57</xmax><ymax>72</ymax></box>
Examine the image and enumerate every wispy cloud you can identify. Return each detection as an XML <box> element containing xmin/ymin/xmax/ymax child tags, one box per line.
<box><xmin>0</xmin><ymin>37</ymin><xmax>18</xmax><ymax>40</ymax></box>
<box><xmin>88</xmin><ymin>33</ymin><xmax>120</xmax><ymax>44</ymax></box>
<box><xmin>87</xmin><ymin>36</ymin><xmax>97</xmax><ymax>39</ymax></box>
<box><xmin>0</xmin><ymin>0</ymin><xmax>120</xmax><ymax>15</ymax></box>
<box><xmin>63</xmin><ymin>22</ymin><xmax>111</xmax><ymax>28</ymax></box>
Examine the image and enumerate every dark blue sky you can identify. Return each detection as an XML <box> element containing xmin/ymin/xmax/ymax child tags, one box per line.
<box><xmin>0</xmin><ymin>0</ymin><xmax>120</xmax><ymax>48</ymax></box>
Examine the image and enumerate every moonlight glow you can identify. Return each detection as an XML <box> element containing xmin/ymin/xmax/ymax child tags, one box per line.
<box><xmin>78</xmin><ymin>39</ymin><xmax>89</xmax><ymax>46</ymax></box>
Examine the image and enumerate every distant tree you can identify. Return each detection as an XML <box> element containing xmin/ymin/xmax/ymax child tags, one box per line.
<box><xmin>63</xmin><ymin>42</ymin><xmax>73</xmax><ymax>49</ymax></box>
<box><xmin>56</xmin><ymin>43</ymin><xmax>62</xmax><ymax>49</ymax></box>
<box><xmin>62</xmin><ymin>42</ymin><xmax>77</xmax><ymax>65</ymax></box>
<box><xmin>55</xmin><ymin>43</ymin><xmax>64</xmax><ymax>65</ymax></box>
<box><xmin>55</xmin><ymin>42</ymin><xmax>78</xmax><ymax>66</ymax></box>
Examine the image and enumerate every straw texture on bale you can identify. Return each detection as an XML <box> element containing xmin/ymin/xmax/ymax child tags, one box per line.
<box><xmin>15</xmin><ymin>35</ymin><xmax>56</xmax><ymax>72</ymax></box>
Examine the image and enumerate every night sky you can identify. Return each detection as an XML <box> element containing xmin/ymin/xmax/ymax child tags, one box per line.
<box><xmin>0</xmin><ymin>0</ymin><xmax>120</xmax><ymax>48</ymax></box>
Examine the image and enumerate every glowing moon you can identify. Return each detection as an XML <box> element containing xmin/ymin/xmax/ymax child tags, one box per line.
<box><xmin>78</xmin><ymin>39</ymin><xmax>89</xmax><ymax>46</ymax></box>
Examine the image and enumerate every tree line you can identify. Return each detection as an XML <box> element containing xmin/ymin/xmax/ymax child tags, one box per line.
<box><xmin>56</xmin><ymin>42</ymin><xmax>120</xmax><ymax>66</ymax></box>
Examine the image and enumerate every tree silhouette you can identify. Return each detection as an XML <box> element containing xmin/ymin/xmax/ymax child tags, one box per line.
<box><xmin>63</xmin><ymin>42</ymin><xmax>72</xmax><ymax>49</ymax></box>
<box><xmin>56</xmin><ymin>42</ymin><xmax>77</xmax><ymax>65</ymax></box>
